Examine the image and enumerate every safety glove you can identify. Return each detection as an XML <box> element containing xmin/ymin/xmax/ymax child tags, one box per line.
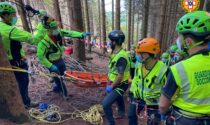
<box><xmin>106</xmin><ymin>85</ymin><xmax>112</xmax><ymax>93</ymax></box>
<box><xmin>49</xmin><ymin>65</ymin><xmax>59</xmax><ymax>74</ymax></box>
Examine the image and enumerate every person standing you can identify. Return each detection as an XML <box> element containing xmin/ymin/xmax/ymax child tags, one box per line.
<box><xmin>37</xmin><ymin>20</ymin><xmax>90</xmax><ymax>97</ymax></box>
<box><xmin>0</xmin><ymin>2</ymin><xmax>39</xmax><ymax>108</ymax></box>
<box><xmin>159</xmin><ymin>11</ymin><xmax>210</xmax><ymax>125</ymax></box>
<box><xmin>103</xmin><ymin>30</ymin><xmax>130</xmax><ymax>125</ymax></box>
<box><xmin>128</xmin><ymin>38</ymin><xmax>168</xmax><ymax>125</ymax></box>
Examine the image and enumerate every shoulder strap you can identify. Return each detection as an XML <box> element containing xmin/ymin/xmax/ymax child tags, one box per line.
<box><xmin>156</xmin><ymin>63</ymin><xmax>168</xmax><ymax>84</ymax></box>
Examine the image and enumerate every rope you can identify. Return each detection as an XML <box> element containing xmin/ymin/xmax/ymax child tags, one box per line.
<box><xmin>0</xmin><ymin>67</ymin><xmax>104</xmax><ymax>124</ymax></box>
<box><xmin>29</xmin><ymin>104</ymin><xmax>61</xmax><ymax>124</ymax></box>
<box><xmin>29</xmin><ymin>104</ymin><xmax>103</xmax><ymax>125</ymax></box>
<box><xmin>0</xmin><ymin>66</ymin><xmax>58</xmax><ymax>90</ymax></box>
<box><xmin>0</xmin><ymin>66</ymin><xmax>64</xmax><ymax>78</ymax></box>
<box><xmin>0</xmin><ymin>67</ymin><xmax>30</xmax><ymax>73</ymax></box>
<box><xmin>0</xmin><ymin>66</ymin><xmax>107</xmax><ymax>88</ymax></box>
<box><xmin>67</xmin><ymin>104</ymin><xmax>103</xmax><ymax>125</ymax></box>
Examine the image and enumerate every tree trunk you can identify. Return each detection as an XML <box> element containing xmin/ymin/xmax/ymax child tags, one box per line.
<box><xmin>91</xmin><ymin>1</ymin><xmax>98</xmax><ymax>36</ymax></box>
<box><xmin>84</xmin><ymin>0</ymin><xmax>91</xmax><ymax>53</ymax></box>
<box><xmin>147</xmin><ymin>1</ymin><xmax>157</xmax><ymax>37</ymax></box>
<box><xmin>199</xmin><ymin>0</ymin><xmax>205</xmax><ymax>10</ymax></box>
<box><xmin>130</xmin><ymin>0</ymin><xmax>135</xmax><ymax>45</ymax></box>
<box><xmin>205</xmin><ymin>0</ymin><xmax>210</xmax><ymax>12</ymax></box>
<box><xmin>136</xmin><ymin>14</ymin><xmax>140</xmax><ymax>43</ymax></box>
<box><xmin>112</xmin><ymin>0</ymin><xmax>114</xmax><ymax>30</ymax></box>
<box><xmin>15</xmin><ymin>0</ymin><xmax>31</xmax><ymax>32</ymax></box>
<box><xmin>81</xmin><ymin>0</ymin><xmax>86</xmax><ymax>33</ymax></box>
<box><xmin>166</xmin><ymin>0</ymin><xmax>179</xmax><ymax>49</ymax></box>
<box><xmin>141</xmin><ymin>0</ymin><xmax>150</xmax><ymax>38</ymax></box>
<box><xmin>160</xmin><ymin>0</ymin><xmax>170</xmax><ymax>52</ymax></box>
<box><xmin>53</xmin><ymin>0</ymin><xmax>63</xmax><ymax>28</ymax></box>
<box><xmin>67</xmin><ymin>0</ymin><xmax>85</xmax><ymax>62</ymax></box>
<box><xmin>100</xmin><ymin>0</ymin><xmax>107</xmax><ymax>54</ymax></box>
<box><xmin>164</xmin><ymin>0</ymin><xmax>174</xmax><ymax>51</ymax></box>
<box><xmin>88</xmin><ymin>0</ymin><xmax>94</xmax><ymax>34</ymax></box>
<box><xmin>98</xmin><ymin>0</ymin><xmax>102</xmax><ymax>48</ymax></box>
<box><xmin>127</xmin><ymin>0</ymin><xmax>132</xmax><ymax>50</ymax></box>
<box><xmin>0</xmin><ymin>37</ymin><xmax>28</xmax><ymax>124</ymax></box>
<box><xmin>115</xmin><ymin>0</ymin><xmax>120</xmax><ymax>30</ymax></box>
<box><xmin>156</xmin><ymin>0</ymin><xmax>167</xmax><ymax>45</ymax></box>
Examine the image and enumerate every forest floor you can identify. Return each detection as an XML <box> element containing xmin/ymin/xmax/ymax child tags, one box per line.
<box><xmin>0</xmin><ymin>45</ymin><xmax>146</xmax><ymax>125</ymax></box>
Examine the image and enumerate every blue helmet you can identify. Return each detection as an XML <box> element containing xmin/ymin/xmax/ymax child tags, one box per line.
<box><xmin>108</xmin><ymin>30</ymin><xmax>125</xmax><ymax>45</ymax></box>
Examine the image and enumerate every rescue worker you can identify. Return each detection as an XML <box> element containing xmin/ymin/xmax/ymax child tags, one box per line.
<box><xmin>173</xmin><ymin>49</ymin><xmax>187</xmax><ymax>63</ymax></box>
<box><xmin>159</xmin><ymin>11</ymin><xmax>210</xmax><ymax>125</ymax></box>
<box><xmin>0</xmin><ymin>2</ymin><xmax>39</xmax><ymax>108</ymax></box>
<box><xmin>169</xmin><ymin>44</ymin><xmax>178</xmax><ymax>65</ymax></box>
<box><xmin>33</xmin><ymin>14</ymin><xmax>51</xmax><ymax>43</ymax></box>
<box><xmin>169</xmin><ymin>44</ymin><xmax>178</xmax><ymax>55</ymax></box>
<box><xmin>128</xmin><ymin>44</ymin><xmax>136</xmax><ymax>79</ymax></box>
<box><xmin>128</xmin><ymin>38</ymin><xmax>168</xmax><ymax>125</ymax></box>
<box><xmin>37</xmin><ymin>20</ymin><xmax>90</xmax><ymax>97</ymax></box>
<box><xmin>37</xmin><ymin>9</ymin><xmax>47</xmax><ymax>20</ymax></box>
<box><xmin>103</xmin><ymin>30</ymin><xmax>130</xmax><ymax>125</ymax></box>
<box><xmin>24</xmin><ymin>4</ymin><xmax>48</xmax><ymax>42</ymax></box>
<box><xmin>161</xmin><ymin>52</ymin><xmax>170</xmax><ymax>66</ymax></box>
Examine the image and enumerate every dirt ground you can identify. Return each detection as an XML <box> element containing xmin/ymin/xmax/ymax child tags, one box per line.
<box><xmin>0</xmin><ymin>46</ymin><xmax>146</xmax><ymax>125</ymax></box>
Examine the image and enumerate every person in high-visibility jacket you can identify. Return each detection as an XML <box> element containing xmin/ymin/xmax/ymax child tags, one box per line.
<box><xmin>173</xmin><ymin>49</ymin><xmax>188</xmax><ymax>64</ymax></box>
<box><xmin>128</xmin><ymin>38</ymin><xmax>168</xmax><ymax>125</ymax></box>
<box><xmin>33</xmin><ymin>14</ymin><xmax>52</xmax><ymax>43</ymax></box>
<box><xmin>0</xmin><ymin>2</ymin><xmax>39</xmax><ymax>108</ymax></box>
<box><xmin>159</xmin><ymin>11</ymin><xmax>210</xmax><ymax>125</ymax></box>
<box><xmin>24</xmin><ymin>5</ymin><xmax>48</xmax><ymax>43</ymax></box>
<box><xmin>102</xmin><ymin>30</ymin><xmax>130</xmax><ymax>125</ymax></box>
<box><xmin>169</xmin><ymin>44</ymin><xmax>178</xmax><ymax>65</ymax></box>
<box><xmin>37</xmin><ymin>20</ymin><xmax>90</xmax><ymax>97</ymax></box>
<box><xmin>127</xmin><ymin>44</ymin><xmax>136</xmax><ymax>79</ymax></box>
<box><xmin>161</xmin><ymin>52</ymin><xmax>170</xmax><ymax>66</ymax></box>
<box><xmin>37</xmin><ymin>9</ymin><xmax>47</xmax><ymax>19</ymax></box>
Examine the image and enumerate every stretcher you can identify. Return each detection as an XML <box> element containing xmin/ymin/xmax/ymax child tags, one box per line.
<box><xmin>65</xmin><ymin>71</ymin><xmax>108</xmax><ymax>87</ymax></box>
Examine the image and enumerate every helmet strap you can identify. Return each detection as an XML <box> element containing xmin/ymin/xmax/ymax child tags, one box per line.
<box><xmin>190</xmin><ymin>41</ymin><xmax>205</xmax><ymax>48</ymax></box>
<box><xmin>182</xmin><ymin>36</ymin><xmax>205</xmax><ymax>55</ymax></box>
<box><xmin>182</xmin><ymin>34</ymin><xmax>210</xmax><ymax>49</ymax></box>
